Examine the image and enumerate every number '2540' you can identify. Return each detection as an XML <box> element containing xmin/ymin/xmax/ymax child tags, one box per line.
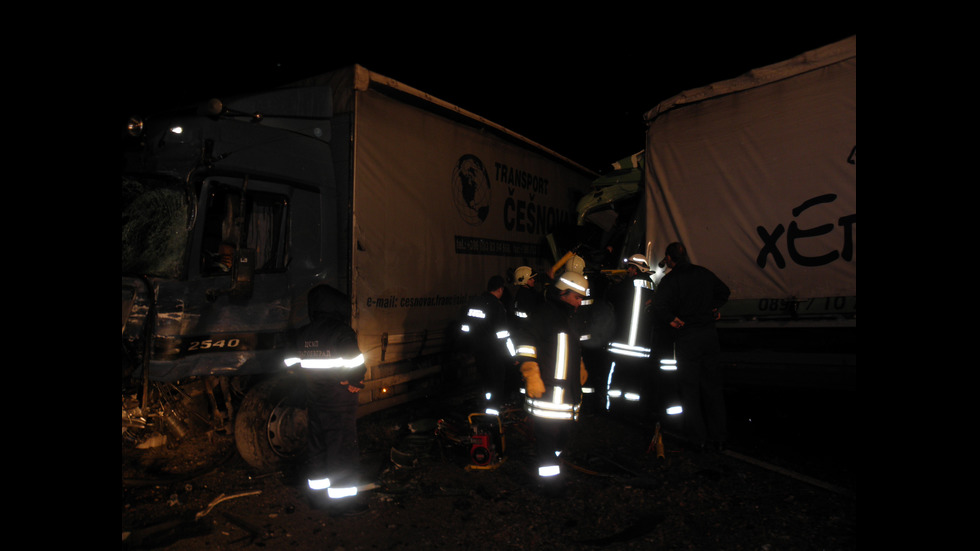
<box><xmin>188</xmin><ymin>339</ymin><xmax>241</xmax><ymax>351</ymax></box>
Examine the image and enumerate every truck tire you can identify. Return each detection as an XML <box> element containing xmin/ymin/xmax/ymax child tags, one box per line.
<box><xmin>234</xmin><ymin>376</ymin><xmax>308</xmax><ymax>472</ymax></box>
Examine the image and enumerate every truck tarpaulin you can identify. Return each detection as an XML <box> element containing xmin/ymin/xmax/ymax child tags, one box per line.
<box><xmin>643</xmin><ymin>36</ymin><xmax>856</xmax><ymax>305</ymax></box>
<box><xmin>336</xmin><ymin>67</ymin><xmax>594</xmax><ymax>366</ymax></box>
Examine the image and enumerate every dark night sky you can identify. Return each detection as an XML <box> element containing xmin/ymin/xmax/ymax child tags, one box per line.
<box><xmin>120</xmin><ymin>25</ymin><xmax>855</xmax><ymax>174</ymax></box>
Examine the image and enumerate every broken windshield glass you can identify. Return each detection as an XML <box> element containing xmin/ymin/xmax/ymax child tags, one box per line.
<box><xmin>122</xmin><ymin>176</ymin><xmax>192</xmax><ymax>279</ymax></box>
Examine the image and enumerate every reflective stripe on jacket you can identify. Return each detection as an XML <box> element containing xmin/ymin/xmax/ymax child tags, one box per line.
<box><xmin>515</xmin><ymin>293</ymin><xmax>583</xmax><ymax>421</ymax></box>
<box><xmin>608</xmin><ymin>276</ymin><xmax>655</xmax><ymax>359</ymax></box>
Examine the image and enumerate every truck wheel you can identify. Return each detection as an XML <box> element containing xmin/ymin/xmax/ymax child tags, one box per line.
<box><xmin>234</xmin><ymin>377</ymin><xmax>308</xmax><ymax>472</ymax></box>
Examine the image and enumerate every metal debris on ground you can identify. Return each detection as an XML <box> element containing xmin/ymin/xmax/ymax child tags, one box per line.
<box><xmin>195</xmin><ymin>490</ymin><xmax>262</xmax><ymax>520</ymax></box>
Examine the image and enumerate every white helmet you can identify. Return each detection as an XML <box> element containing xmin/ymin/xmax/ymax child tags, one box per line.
<box><xmin>514</xmin><ymin>266</ymin><xmax>536</xmax><ymax>285</ymax></box>
<box><xmin>565</xmin><ymin>255</ymin><xmax>586</xmax><ymax>274</ymax></box>
<box><xmin>555</xmin><ymin>271</ymin><xmax>589</xmax><ymax>296</ymax></box>
<box><xmin>626</xmin><ymin>254</ymin><xmax>650</xmax><ymax>272</ymax></box>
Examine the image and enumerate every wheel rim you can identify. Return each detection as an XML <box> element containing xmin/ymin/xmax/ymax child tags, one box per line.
<box><xmin>266</xmin><ymin>399</ymin><xmax>308</xmax><ymax>458</ymax></box>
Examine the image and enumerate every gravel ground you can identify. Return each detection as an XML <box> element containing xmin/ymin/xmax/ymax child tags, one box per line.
<box><xmin>122</xmin><ymin>393</ymin><xmax>857</xmax><ymax>550</ymax></box>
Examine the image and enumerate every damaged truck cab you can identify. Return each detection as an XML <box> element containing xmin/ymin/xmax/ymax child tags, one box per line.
<box><xmin>122</xmin><ymin>66</ymin><xmax>595</xmax><ymax>472</ymax></box>
<box><xmin>122</xmin><ymin>85</ymin><xmax>344</xmax><ymax>469</ymax></box>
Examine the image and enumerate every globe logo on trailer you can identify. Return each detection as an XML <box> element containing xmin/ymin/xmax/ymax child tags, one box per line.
<box><xmin>451</xmin><ymin>154</ymin><xmax>491</xmax><ymax>226</ymax></box>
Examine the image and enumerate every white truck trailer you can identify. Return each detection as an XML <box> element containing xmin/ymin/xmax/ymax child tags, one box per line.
<box><xmin>578</xmin><ymin>37</ymin><xmax>856</xmax><ymax>388</ymax></box>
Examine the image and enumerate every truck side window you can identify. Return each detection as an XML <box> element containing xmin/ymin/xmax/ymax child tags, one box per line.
<box><xmin>201</xmin><ymin>183</ymin><xmax>289</xmax><ymax>275</ymax></box>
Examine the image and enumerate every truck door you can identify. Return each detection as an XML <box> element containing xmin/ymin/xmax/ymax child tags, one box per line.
<box><xmin>175</xmin><ymin>176</ymin><xmax>294</xmax><ymax>376</ymax></box>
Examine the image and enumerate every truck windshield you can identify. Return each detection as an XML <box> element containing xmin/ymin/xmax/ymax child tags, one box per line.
<box><xmin>122</xmin><ymin>176</ymin><xmax>192</xmax><ymax>279</ymax></box>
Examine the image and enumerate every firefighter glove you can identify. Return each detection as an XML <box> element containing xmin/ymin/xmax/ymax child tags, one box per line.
<box><xmin>521</xmin><ymin>361</ymin><xmax>546</xmax><ymax>398</ymax></box>
<box><xmin>580</xmin><ymin>359</ymin><xmax>588</xmax><ymax>386</ymax></box>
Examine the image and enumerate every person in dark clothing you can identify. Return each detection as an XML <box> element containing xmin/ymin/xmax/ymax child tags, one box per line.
<box><xmin>652</xmin><ymin>242</ymin><xmax>731</xmax><ymax>451</ymax></box>
<box><xmin>511</xmin><ymin>266</ymin><xmax>542</xmax><ymax>325</ymax></box>
<box><xmin>514</xmin><ymin>271</ymin><xmax>590</xmax><ymax>493</ymax></box>
<box><xmin>562</xmin><ymin>255</ymin><xmax>615</xmax><ymax>415</ymax></box>
<box><xmin>284</xmin><ymin>286</ymin><xmax>368</xmax><ymax>514</ymax></box>
<box><xmin>604</xmin><ymin>254</ymin><xmax>657</xmax><ymax>416</ymax></box>
<box><xmin>461</xmin><ymin>275</ymin><xmax>515</xmax><ymax>414</ymax></box>
<box><xmin>509</xmin><ymin>266</ymin><xmax>543</xmax><ymax>401</ymax></box>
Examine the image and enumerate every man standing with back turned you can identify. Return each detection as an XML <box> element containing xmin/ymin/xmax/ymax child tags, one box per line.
<box><xmin>284</xmin><ymin>286</ymin><xmax>368</xmax><ymax>515</ymax></box>
<box><xmin>461</xmin><ymin>275</ymin><xmax>515</xmax><ymax>415</ymax></box>
<box><xmin>652</xmin><ymin>242</ymin><xmax>730</xmax><ymax>452</ymax></box>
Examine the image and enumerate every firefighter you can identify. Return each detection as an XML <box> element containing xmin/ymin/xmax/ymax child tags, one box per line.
<box><xmin>507</xmin><ymin>266</ymin><xmax>541</xmax><ymax>402</ymax></box>
<box><xmin>514</xmin><ymin>271</ymin><xmax>589</xmax><ymax>495</ymax></box>
<box><xmin>460</xmin><ymin>275</ymin><xmax>515</xmax><ymax>415</ymax></box>
<box><xmin>562</xmin><ymin>255</ymin><xmax>615</xmax><ymax>415</ymax></box>
<box><xmin>511</xmin><ymin>266</ymin><xmax>542</xmax><ymax>325</ymax></box>
<box><xmin>284</xmin><ymin>286</ymin><xmax>368</xmax><ymax>515</ymax></box>
<box><xmin>605</xmin><ymin>254</ymin><xmax>657</xmax><ymax>416</ymax></box>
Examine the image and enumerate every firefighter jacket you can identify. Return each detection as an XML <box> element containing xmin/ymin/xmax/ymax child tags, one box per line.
<box><xmin>284</xmin><ymin>317</ymin><xmax>366</xmax><ymax>383</ymax></box>
<box><xmin>515</xmin><ymin>290</ymin><xmax>585</xmax><ymax>421</ymax></box>
<box><xmin>607</xmin><ymin>272</ymin><xmax>656</xmax><ymax>359</ymax></box>
<box><xmin>284</xmin><ymin>314</ymin><xmax>365</xmax><ymax>499</ymax></box>
<box><xmin>512</xmin><ymin>285</ymin><xmax>543</xmax><ymax>323</ymax></box>
<box><xmin>460</xmin><ymin>292</ymin><xmax>515</xmax><ymax>360</ymax></box>
<box><xmin>576</xmin><ymin>294</ymin><xmax>615</xmax><ymax>351</ymax></box>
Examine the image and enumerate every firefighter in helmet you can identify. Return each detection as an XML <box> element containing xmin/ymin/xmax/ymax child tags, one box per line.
<box><xmin>514</xmin><ymin>271</ymin><xmax>590</xmax><ymax>495</ymax></box>
<box><xmin>562</xmin><ymin>255</ymin><xmax>615</xmax><ymax>415</ymax></box>
<box><xmin>512</xmin><ymin>266</ymin><xmax>542</xmax><ymax>325</ymax></box>
<box><xmin>604</xmin><ymin>254</ymin><xmax>657</xmax><ymax>416</ymax></box>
